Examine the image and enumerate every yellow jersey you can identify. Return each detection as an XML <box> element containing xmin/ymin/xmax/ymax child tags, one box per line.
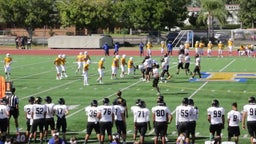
<box><xmin>248</xmin><ymin>45</ymin><xmax>252</xmax><ymax>50</ymax></box>
<box><xmin>146</xmin><ymin>43</ymin><xmax>152</xmax><ymax>49</ymax></box>
<box><xmin>127</xmin><ymin>59</ymin><xmax>134</xmax><ymax>68</ymax></box>
<box><xmin>4</xmin><ymin>57</ymin><xmax>12</xmax><ymax>65</ymax></box>
<box><xmin>240</xmin><ymin>45</ymin><xmax>245</xmax><ymax>51</ymax></box>
<box><xmin>207</xmin><ymin>43</ymin><xmax>213</xmax><ymax>50</ymax></box>
<box><xmin>228</xmin><ymin>40</ymin><xmax>233</xmax><ymax>47</ymax></box>
<box><xmin>185</xmin><ymin>43</ymin><xmax>190</xmax><ymax>49</ymax></box>
<box><xmin>84</xmin><ymin>54</ymin><xmax>91</xmax><ymax>62</ymax></box>
<box><xmin>195</xmin><ymin>43</ymin><xmax>199</xmax><ymax>48</ymax></box>
<box><xmin>112</xmin><ymin>58</ymin><xmax>119</xmax><ymax>67</ymax></box>
<box><xmin>76</xmin><ymin>55</ymin><xmax>84</xmax><ymax>62</ymax></box>
<box><xmin>98</xmin><ymin>60</ymin><xmax>104</xmax><ymax>69</ymax></box>
<box><xmin>161</xmin><ymin>43</ymin><xmax>166</xmax><ymax>49</ymax></box>
<box><xmin>54</xmin><ymin>58</ymin><xmax>62</xmax><ymax>66</ymax></box>
<box><xmin>120</xmin><ymin>58</ymin><xmax>126</xmax><ymax>65</ymax></box>
<box><xmin>199</xmin><ymin>42</ymin><xmax>204</xmax><ymax>48</ymax></box>
<box><xmin>83</xmin><ymin>63</ymin><xmax>89</xmax><ymax>71</ymax></box>
<box><xmin>61</xmin><ymin>58</ymin><xmax>66</xmax><ymax>65</ymax></box>
<box><xmin>218</xmin><ymin>43</ymin><xmax>224</xmax><ymax>49</ymax></box>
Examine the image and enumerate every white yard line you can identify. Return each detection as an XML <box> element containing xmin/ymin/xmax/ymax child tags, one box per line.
<box><xmin>66</xmin><ymin>80</ymin><xmax>142</xmax><ymax>118</ymax></box>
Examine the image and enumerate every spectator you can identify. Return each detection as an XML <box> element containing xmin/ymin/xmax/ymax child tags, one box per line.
<box><xmin>27</xmin><ymin>38</ymin><xmax>32</xmax><ymax>49</ymax></box>
<box><xmin>113</xmin><ymin>42</ymin><xmax>119</xmax><ymax>55</ymax></box>
<box><xmin>103</xmin><ymin>42</ymin><xmax>109</xmax><ymax>56</ymax></box>
<box><xmin>139</xmin><ymin>42</ymin><xmax>144</xmax><ymax>57</ymax></box>
<box><xmin>48</xmin><ymin>130</ymin><xmax>65</xmax><ymax>144</ymax></box>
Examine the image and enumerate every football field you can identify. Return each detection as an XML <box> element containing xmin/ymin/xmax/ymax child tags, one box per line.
<box><xmin>1</xmin><ymin>49</ymin><xmax>256</xmax><ymax>144</ymax></box>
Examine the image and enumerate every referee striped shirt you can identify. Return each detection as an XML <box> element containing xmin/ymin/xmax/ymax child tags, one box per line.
<box><xmin>8</xmin><ymin>95</ymin><xmax>19</xmax><ymax>108</ymax></box>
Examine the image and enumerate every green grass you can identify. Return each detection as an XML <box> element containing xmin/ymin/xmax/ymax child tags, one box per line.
<box><xmin>2</xmin><ymin>54</ymin><xmax>256</xmax><ymax>144</ymax></box>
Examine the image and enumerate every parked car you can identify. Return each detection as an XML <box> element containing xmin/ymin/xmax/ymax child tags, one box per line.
<box><xmin>214</xmin><ymin>32</ymin><xmax>230</xmax><ymax>44</ymax></box>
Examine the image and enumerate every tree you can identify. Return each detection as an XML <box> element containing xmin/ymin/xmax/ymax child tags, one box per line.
<box><xmin>197</xmin><ymin>0</ymin><xmax>227</xmax><ymax>39</ymax></box>
<box><xmin>238</xmin><ymin>0</ymin><xmax>256</xmax><ymax>28</ymax></box>
<box><xmin>0</xmin><ymin>0</ymin><xmax>58</xmax><ymax>38</ymax></box>
<box><xmin>57</xmin><ymin>0</ymin><xmax>114</xmax><ymax>34</ymax></box>
<box><xmin>124</xmin><ymin>0</ymin><xmax>187</xmax><ymax>32</ymax></box>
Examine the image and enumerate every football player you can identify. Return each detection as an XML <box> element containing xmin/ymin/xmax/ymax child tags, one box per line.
<box><xmin>130</xmin><ymin>99</ymin><xmax>141</xmax><ymax>141</ymax></box>
<box><xmin>152</xmin><ymin>99</ymin><xmax>172</xmax><ymax>144</ymax></box>
<box><xmin>53</xmin><ymin>98</ymin><xmax>69</xmax><ymax>141</ymax></box>
<box><xmin>188</xmin><ymin>99</ymin><xmax>198</xmax><ymax>144</ymax></box>
<box><xmin>60</xmin><ymin>54</ymin><xmax>68</xmax><ymax>78</ymax></box>
<box><xmin>83</xmin><ymin>60</ymin><xmax>90</xmax><ymax>86</ymax></box>
<box><xmin>184</xmin><ymin>53</ymin><xmax>191</xmax><ymax>76</ymax></box>
<box><xmin>97</xmin><ymin>98</ymin><xmax>114</xmax><ymax>144</ymax></box>
<box><xmin>84</xmin><ymin>100</ymin><xmax>100</xmax><ymax>144</ymax></box>
<box><xmin>127</xmin><ymin>57</ymin><xmax>135</xmax><ymax>75</ymax></box>
<box><xmin>207</xmin><ymin>99</ymin><xmax>225</xmax><ymax>144</ymax></box>
<box><xmin>111</xmin><ymin>55</ymin><xmax>120</xmax><ymax>80</ymax></box>
<box><xmin>242</xmin><ymin>96</ymin><xmax>256</xmax><ymax>144</ymax></box>
<box><xmin>28</xmin><ymin>97</ymin><xmax>47</xmax><ymax>144</ymax></box>
<box><xmin>175</xmin><ymin>98</ymin><xmax>193</xmax><ymax>144</ymax></box>
<box><xmin>76</xmin><ymin>52</ymin><xmax>84</xmax><ymax>74</ymax></box>
<box><xmin>3</xmin><ymin>53</ymin><xmax>12</xmax><ymax>79</ymax></box>
<box><xmin>191</xmin><ymin>53</ymin><xmax>201</xmax><ymax>79</ymax></box>
<box><xmin>227</xmin><ymin>102</ymin><xmax>241</xmax><ymax>144</ymax></box>
<box><xmin>113</xmin><ymin>99</ymin><xmax>126</xmax><ymax>143</ymax></box>
<box><xmin>120</xmin><ymin>54</ymin><xmax>127</xmax><ymax>78</ymax></box>
<box><xmin>0</xmin><ymin>98</ymin><xmax>10</xmax><ymax>142</ymax></box>
<box><xmin>24</xmin><ymin>96</ymin><xmax>35</xmax><ymax>139</ymax></box>
<box><xmin>54</xmin><ymin>54</ymin><xmax>62</xmax><ymax>80</ymax></box>
<box><xmin>176</xmin><ymin>51</ymin><xmax>184</xmax><ymax>75</ymax></box>
<box><xmin>44</xmin><ymin>96</ymin><xmax>55</xmax><ymax>142</ymax></box>
<box><xmin>97</xmin><ymin>57</ymin><xmax>105</xmax><ymax>84</ymax></box>
<box><xmin>133</xmin><ymin>101</ymin><xmax>151</xmax><ymax>144</ymax></box>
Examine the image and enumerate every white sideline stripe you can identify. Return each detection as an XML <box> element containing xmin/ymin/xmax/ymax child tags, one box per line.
<box><xmin>66</xmin><ymin>80</ymin><xmax>142</xmax><ymax>118</ymax></box>
<box><xmin>148</xmin><ymin>58</ymin><xmax>237</xmax><ymax>135</ymax></box>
